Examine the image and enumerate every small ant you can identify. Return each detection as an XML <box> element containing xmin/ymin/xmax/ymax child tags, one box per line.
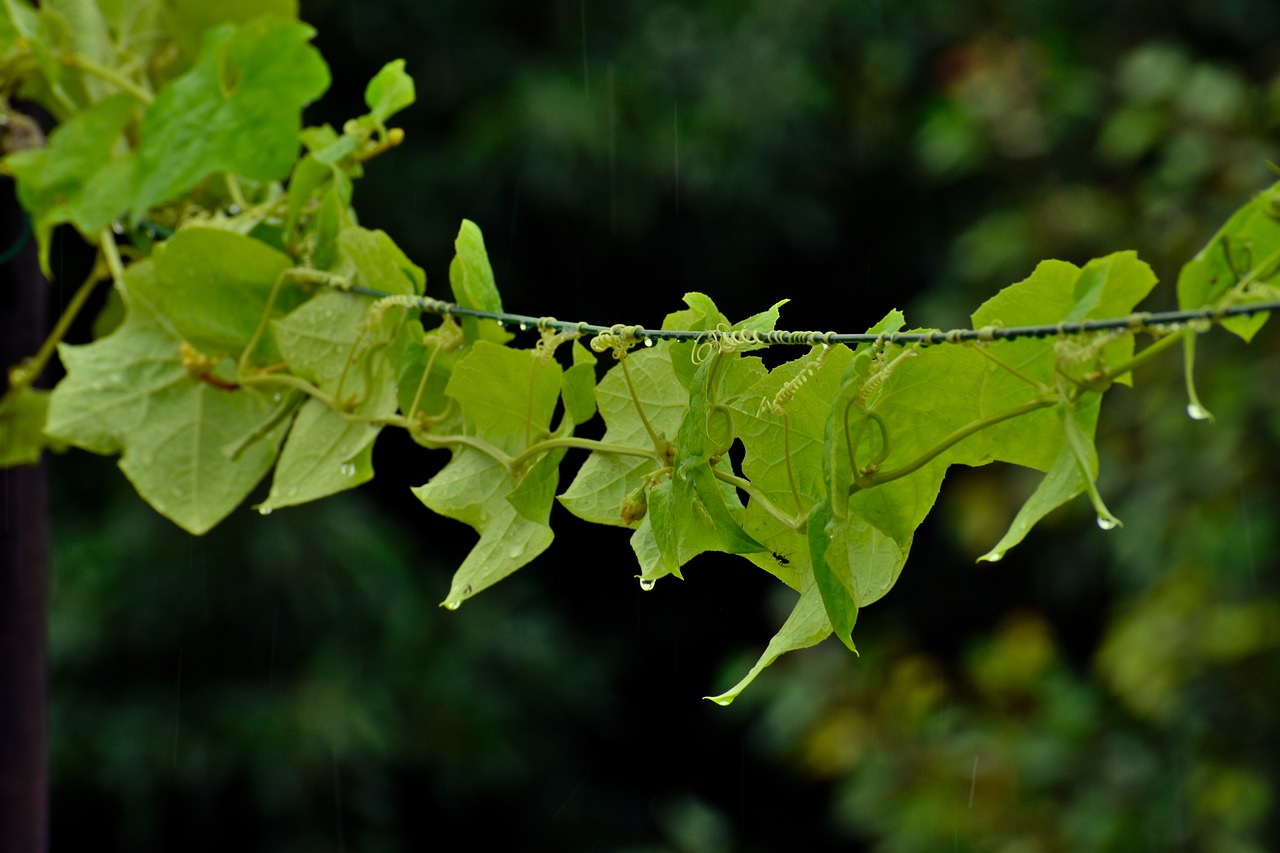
<box><xmin>772</xmin><ymin>551</ymin><xmax>791</xmax><ymax>566</ymax></box>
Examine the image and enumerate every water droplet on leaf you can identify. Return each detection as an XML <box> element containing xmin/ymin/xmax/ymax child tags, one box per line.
<box><xmin>984</xmin><ymin>551</ymin><xmax>1004</xmax><ymax>563</ymax></box>
<box><xmin>258</xmin><ymin>506</ymin><xmax>272</xmax><ymax>516</ymax></box>
<box><xmin>226</xmin><ymin>204</ymin><xmax>241</xmax><ymax>215</ymax></box>
<box><xmin>1096</xmin><ymin>516</ymin><xmax>1117</xmax><ymax>530</ymax></box>
<box><xmin>643</xmin><ymin>338</ymin><xmax>654</xmax><ymax>347</ymax></box>
<box><xmin>711</xmin><ymin>697</ymin><xmax>731</xmax><ymax>706</ymax></box>
<box><xmin>273</xmin><ymin>393</ymin><xmax>282</xmax><ymax>402</ymax></box>
<box><xmin>518</xmin><ymin>322</ymin><xmax>528</xmax><ymax>331</ymax></box>
<box><xmin>639</xmin><ymin>578</ymin><xmax>656</xmax><ymax>591</ymax></box>
<box><xmin>442</xmin><ymin>599</ymin><xmax>461</xmax><ymax>611</ymax></box>
<box><xmin>340</xmin><ymin>462</ymin><xmax>356</xmax><ymax>477</ymax></box>
<box><xmin>1186</xmin><ymin>403</ymin><xmax>1212</xmax><ymax>421</ymax></box>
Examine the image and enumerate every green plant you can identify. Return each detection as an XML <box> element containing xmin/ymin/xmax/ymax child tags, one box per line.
<box><xmin>2</xmin><ymin>1</ymin><xmax>1278</xmax><ymax>704</ymax></box>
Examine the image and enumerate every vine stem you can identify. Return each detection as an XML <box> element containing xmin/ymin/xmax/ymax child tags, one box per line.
<box><xmin>62</xmin><ymin>53</ymin><xmax>153</xmax><ymax>104</ymax></box>
<box><xmin>712</xmin><ymin>468</ymin><xmax>803</xmax><ymax>532</ymax></box>
<box><xmin>855</xmin><ymin>398</ymin><xmax>1056</xmax><ymax>490</ymax></box>
<box><xmin>510</xmin><ymin>437</ymin><xmax>662</xmax><ymax>471</ymax></box>
<box><xmin>8</xmin><ymin>244</ymin><xmax>109</xmax><ymax>391</ymax></box>
<box><xmin>619</xmin><ymin>356</ymin><xmax>666</xmax><ymax>452</ymax></box>
<box><xmin>406</xmin><ymin>339</ymin><xmax>444</xmax><ymax>421</ymax></box>
<box><xmin>238</xmin><ymin>268</ymin><xmax>345</xmax><ymax>376</ymax></box>
<box><xmin>782</xmin><ymin>413</ymin><xmax>803</xmax><ymax>514</ymax></box>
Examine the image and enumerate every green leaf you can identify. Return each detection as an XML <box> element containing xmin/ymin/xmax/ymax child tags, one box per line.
<box><xmin>705</xmin><ymin>576</ymin><xmax>833</xmax><ymax>706</ymax></box>
<box><xmin>137</xmin><ymin>227</ymin><xmax>300</xmax><ymax>362</ymax></box>
<box><xmin>338</xmin><ymin>224</ymin><xmax>424</xmax><ymax>296</ymax></box>
<box><xmin>560</xmin><ymin>346</ymin><xmax>683</xmax><ymax>527</ymax></box>
<box><xmin>132</xmin><ymin>18</ymin><xmax>329</xmax><ymax>218</ymax></box>
<box><xmin>1176</xmin><ymin>180</ymin><xmax>1280</xmax><ymax>341</ymax></box>
<box><xmin>169</xmin><ymin>0</ymin><xmax>299</xmax><ymax>62</ymax></box>
<box><xmin>561</xmin><ymin>340</ymin><xmax>598</xmax><ymax>426</ymax></box>
<box><xmin>0</xmin><ymin>386</ymin><xmax>51</xmax><ymax>466</ymax></box>
<box><xmin>263</xmin><ymin>285</ymin><xmax>407</xmax><ymax>510</ymax></box>
<box><xmin>662</xmin><ymin>292</ymin><xmax>729</xmax><ymax>389</ymax></box>
<box><xmin>5</xmin><ymin>93</ymin><xmax>137</xmax><ymax>274</ymax></box>
<box><xmin>412</xmin><ymin>341</ymin><xmax>565</xmax><ymax>605</ymax></box>
<box><xmin>977</xmin><ymin>413</ymin><xmax>1094</xmax><ymax>564</ymax></box>
<box><xmin>45</xmin><ymin>289</ymin><xmax>287</xmax><ymax>534</ymax></box>
<box><xmin>448</xmin><ymin>219</ymin><xmax>510</xmax><ymax>343</ymax></box>
<box><xmin>2</xmin><ymin>0</ymin><xmax>86</xmax><ymax>117</ymax></box>
<box><xmin>447</xmin><ymin>341</ymin><xmax>562</xmax><ymax>455</ymax></box>
<box><xmin>449</xmin><ymin>220</ymin><xmax>501</xmax><ymax>309</ymax></box>
<box><xmin>508</xmin><ymin>446</ymin><xmax>569</xmax><ymax>524</ymax></box>
<box><xmin>806</xmin><ymin>498</ymin><xmax>857</xmax><ymax>652</ymax></box>
<box><xmin>413</xmin><ymin>449</ymin><xmax>556</xmax><ymax>609</ymax></box>
<box><xmin>258</xmin><ymin>392</ymin><xmax>388</xmax><ymax>512</ymax></box>
<box><xmin>363</xmin><ymin>59</ymin><xmax>415</xmax><ymax>124</ymax></box>
<box><xmin>43</xmin><ymin>0</ymin><xmax>113</xmax><ymax>101</ymax></box>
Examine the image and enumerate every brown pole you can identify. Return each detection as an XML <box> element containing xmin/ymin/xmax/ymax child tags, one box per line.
<box><xmin>0</xmin><ymin>183</ymin><xmax>50</xmax><ymax>851</ymax></box>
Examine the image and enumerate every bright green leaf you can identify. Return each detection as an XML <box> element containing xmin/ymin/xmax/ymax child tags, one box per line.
<box><xmin>138</xmin><ymin>227</ymin><xmax>300</xmax><ymax>362</ymax></box>
<box><xmin>132</xmin><ymin>18</ymin><xmax>329</xmax><ymax>218</ymax></box>
<box><xmin>45</xmin><ymin>293</ymin><xmax>287</xmax><ymax>534</ymax></box>
<box><xmin>705</xmin><ymin>576</ymin><xmax>833</xmax><ymax>706</ymax></box>
<box><xmin>0</xmin><ymin>386</ymin><xmax>51</xmax><ymax>466</ymax></box>
<box><xmin>5</xmin><ymin>93</ymin><xmax>137</xmax><ymax>274</ymax></box>
<box><xmin>363</xmin><ymin>59</ymin><xmax>415</xmax><ymax>123</ymax></box>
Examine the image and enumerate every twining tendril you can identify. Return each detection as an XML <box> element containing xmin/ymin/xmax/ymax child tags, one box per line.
<box><xmin>591</xmin><ymin>324</ymin><xmax>647</xmax><ymax>359</ymax></box>
<box><xmin>857</xmin><ymin>345</ymin><xmax>917</xmax><ymax>406</ymax></box>
<box><xmin>759</xmin><ymin>345</ymin><xmax>832</xmax><ymax>417</ymax></box>
<box><xmin>1053</xmin><ymin>330</ymin><xmax>1127</xmax><ymax>367</ymax></box>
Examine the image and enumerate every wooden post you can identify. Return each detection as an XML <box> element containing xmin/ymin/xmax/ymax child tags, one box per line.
<box><xmin>0</xmin><ymin>185</ymin><xmax>50</xmax><ymax>851</ymax></box>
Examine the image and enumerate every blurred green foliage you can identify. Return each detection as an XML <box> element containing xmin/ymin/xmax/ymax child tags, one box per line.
<box><xmin>47</xmin><ymin>0</ymin><xmax>1280</xmax><ymax>849</ymax></box>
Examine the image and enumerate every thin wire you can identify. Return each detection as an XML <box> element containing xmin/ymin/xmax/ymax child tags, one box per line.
<box><xmin>348</xmin><ymin>285</ymin><xmax>1280</xmax><ymax>348</ymax></box>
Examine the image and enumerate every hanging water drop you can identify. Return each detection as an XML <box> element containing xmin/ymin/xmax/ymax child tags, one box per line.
<box><xmin>340</xmin><ymin>462</ymin><xmax>356</xmax><ymax>477</ymax></box>
<box><xmin>442</xmin><ymin>599</ymin><xmax>461</xmax><ymax>611</ymax></box>
<box><xmin>273</xmin><ymin>393</ymin><xmax>282</xmax><ymax>403</ymax></box>
<box><xmin>1096</xmin><ymin>516</ymin><xmax>1118</xmax><ymax>530</ymax></box>
<box><xmin>1186</xmin><ymin>403</ymin><xmax>1212</xmax><ymax>421</ymax></box>
<box><xmin>643</xmin><ymin>338</ymin><xmax>654</xmax><ymax>347</ymax></box>
<box><xmin>226</xmin><ymin>204</ymin><xmax>241</xmax><ymax>215</ymax></box>
<box><xmin>639</xmin><ymin>577</ymin><xmax>656</xmax><ymax>591</ymax></box>
<box><xmin>983</xmin><ymin>551</ymin><xmax>1004</xmax><ymax>563</ymax></box>
<box><xmin>518</xmin><ymin>322</ymin><xmax>529</xmax><ymax>331</ymax></box>
<box><xmin>711</xmin><ymin>697</ymin><xmax>731</xmax><ymax>707</ymax></box>
<box><xmin>257</xmin><ymin>506</ymin><xmax>273</xmax><ymax>516</ymax></box>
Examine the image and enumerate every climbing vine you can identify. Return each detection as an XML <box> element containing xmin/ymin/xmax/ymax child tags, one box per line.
<box><xmin>2</xmin><ymin>2</ymin><xmax>1279</xmax><ymax>703</ymax></box>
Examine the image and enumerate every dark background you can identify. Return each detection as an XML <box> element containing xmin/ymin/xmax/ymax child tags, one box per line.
<box><xmin>43</xmin><ymin>1</ymin><xmax>1280</xmax><ymax>850</ymax></box>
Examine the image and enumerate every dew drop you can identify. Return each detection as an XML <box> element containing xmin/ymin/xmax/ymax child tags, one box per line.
<box><xmin>639</xmin><ymin>578</ymin><xmax>656</xmax><ymax>591</ymax></box>
<box><xmin>1096</xmin><ymin>516</ymin><xmax>1118</xmax><ymax>531</ymax></box>
<box><xmin>258</xmin><ymin>506</ymin><xmax>273</xmax><ymax>516</ymax></box>
<box><xmin>711</xmin><ymin>697</ymin><xmax>731</xmax><ymax>707</ymax></box>
<box><xmin>226</xmin><ymin>204</ymin><xmax>241</xmax><ymax>215</ymax></box>
<box><xmin>643</xmin><ymin>338</ymin><xmax>655</xmax><ymax>347</ymax></box>
<box><xmin>506</xmin><ymin>543</ymin><xmax>523</xmax><ymax>558</ymax></box>
<box><xmin>111</xmin><ymin>221</ymin><xmax>125</xmax><ymax>235</ymax></box>
<box><xmin>442</xmin><ymin>599</ymin><xmax>461</xmax><ymax>611</ymax></box>
<box><xmin>984</xmin><ymin>551</ymin><xmax>1004</xmax><ymax>563</ymax></box>
<box><xmin>340</xmin><ymin>462</ymin><xmax>356</xmax><ymax>477</ymax></box>
<box><xmin>273</xmin><ymin>393</ymin><xmax>282</xmax><ymax>403</ymax></box>
<box><xmin>518</xmin><ymin>322</ymin><xmax>529</xmax><ymax>331</ymax></box>
<box><xmin>1186</xmin><ymin>403</ymin><xmax>1212</xmax><ymax>421</ymax></box>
